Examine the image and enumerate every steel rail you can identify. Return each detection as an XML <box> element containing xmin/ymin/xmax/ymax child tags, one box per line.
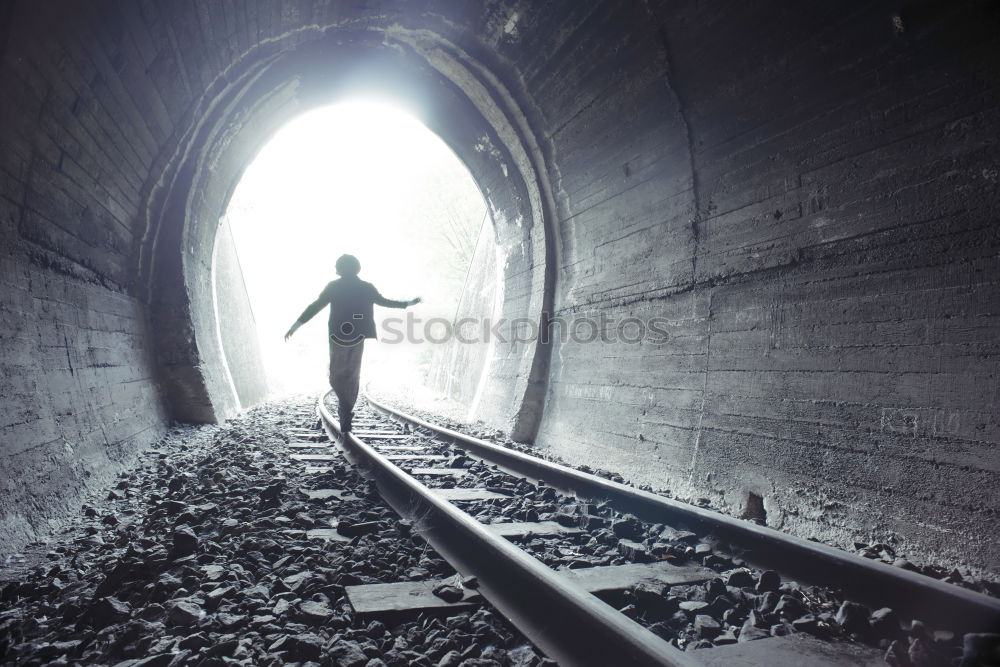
<box><xmin>364</xmin><ymin>390</ymin><xmax>1000</xmax><ymax>635</ymax></box>
<box><xmin>317</xmin><ymin>392</ymin><xmax>699</xmax><ymax>667</ymax></box>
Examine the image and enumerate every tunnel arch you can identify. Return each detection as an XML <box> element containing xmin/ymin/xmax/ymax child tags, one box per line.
<box><xmin>139</xmin><ymin>21</ymin><xmax>557</xmax><ymax>437</ymax></box>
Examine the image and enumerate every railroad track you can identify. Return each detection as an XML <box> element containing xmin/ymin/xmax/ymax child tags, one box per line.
<box><xmin>282</xmin><ymin>391</ymin><xmax>1000</xmax><ymax>667</ymax></box>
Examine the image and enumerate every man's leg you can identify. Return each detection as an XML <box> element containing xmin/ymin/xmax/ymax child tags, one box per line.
<box><xmin>329</xmin><ymin>339</ymin><xmax>365</xmax><ymax>432</ymax></box>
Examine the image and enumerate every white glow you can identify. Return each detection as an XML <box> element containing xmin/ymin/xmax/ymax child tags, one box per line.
<box><xmin>225</xmin><ymin>99</ymin><xmax>486</xmax><ymax>396</ymax></box>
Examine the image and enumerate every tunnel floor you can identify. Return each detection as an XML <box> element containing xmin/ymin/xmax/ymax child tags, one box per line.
<box><xmin>2</xmin><ymin>394</ymin><xmax>996</xmax><ymax>666</ymax></box>
<box><xmin>0</xmin><ymin>396</ymin><xmax>549</xmax><ymax>666</ymax></box>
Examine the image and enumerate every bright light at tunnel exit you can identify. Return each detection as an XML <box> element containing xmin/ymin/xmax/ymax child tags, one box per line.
<box><xmin>222</xmin><ymin>98</ymin><xmax>488</xmax><ymax>399</ymax></box>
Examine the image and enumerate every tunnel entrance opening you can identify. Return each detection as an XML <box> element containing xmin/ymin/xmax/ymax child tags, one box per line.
<box><xmin>215</xmin><ymin>99</ymin><xmax>496</xmax><ymax>411</ymax></box>
<box><xmin>143</xmin><ymin>29</ymin><xmax>557</xmax><ymax>439</ymax></box>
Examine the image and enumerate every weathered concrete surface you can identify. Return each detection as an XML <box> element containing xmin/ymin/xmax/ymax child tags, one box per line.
<box><xmin>528</xmin><ymin>1</ymin><xmax>1000</xmax><ymax>575</ymax></box>
<box><xmin>0</xmin><ymin>3</ymin><xmax>171</xmax><ymax>552</ymax></box>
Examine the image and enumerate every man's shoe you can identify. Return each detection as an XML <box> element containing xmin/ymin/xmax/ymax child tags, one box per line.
<box><xmin>339</xmin><ymin>416</ymin><xmax>352</xmax><ymax>434</ymax></box>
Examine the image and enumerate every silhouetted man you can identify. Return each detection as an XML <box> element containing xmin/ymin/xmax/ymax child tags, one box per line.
<box><xmin>284</xmin><ymin>254</ymin><xmax>420</xmax><ymax>433</ymax></box>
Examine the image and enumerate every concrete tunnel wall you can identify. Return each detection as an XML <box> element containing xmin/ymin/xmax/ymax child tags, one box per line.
<box><xmin>0</xmin><ymin>0</ymin><xmax>998</xmax><ymax>577</ymax></box>
<box><xmin>525</xmin><ymin>0</ymin><xmax>1000</xmax><ymax>575</ymax></box>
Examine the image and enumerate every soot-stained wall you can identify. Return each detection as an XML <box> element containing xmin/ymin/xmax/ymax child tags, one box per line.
<box><xmin>522</xmin><ymin>1</ymin><xmax>1000</xmax><ymax>574</ymax></box>
<box><xmin>0</xmin><ymin>2</ymin><xmax>171</xmax><ymax>550</ymax></box>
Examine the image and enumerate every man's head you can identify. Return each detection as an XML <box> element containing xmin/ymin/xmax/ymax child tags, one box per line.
<box><xmin>335</xmin><ymin>254</ymin><xmax>361</xmax><ymax>277</ymax></box>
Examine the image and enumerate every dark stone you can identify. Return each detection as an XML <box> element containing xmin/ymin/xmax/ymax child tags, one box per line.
<box><xmin>171</xmin><ymin>526</ymin><xmax>199</xmax><ymax>557</ymax></box>
<box><xmin>282</xmin><ymin>571</ymin><xmax>312</xmax><ymax>592</ymax></box>
<box><xmin>448</xmin><ymin>455</ymin><xmax>473</xmax><ymax>468</ymax></box>
<box><xmin>297</xmin><ymin>599</ymin><xmax>334</xmax><ymax>624</ymax></box>
<box><xmin>835</xmin><ymin>600</ymin><xmax>870</xmax><ymax>636</ymax></box>
<box><xmin>167</xmin><ymin>599</ymin><xmax>202</xmax><ymax>626</ymax></box>
<box><xmin>178</xmin><ymin>632</ymin><xmax>211</xmax><ymax>650</ymax></box>
<box><xmin>611</xmin><ymin>517</ymin><xmax>643</xmax><ymax>540</ymax></box>
<box><xmin>271</xmin><ymin>632</ymin><xmax>324</xmax><ymax>661</ymax></box>
<box><xmin>617</xmin><ymin>539</ymin><xmax>649</xmax><ymax>562</ymax></box>
<box><xmin>705</xmin><ymin>595</ymin><xmax>733</xmax><ymax>616</ymax></box>
<box><xmin>366</xmin><ymin>620</ymin><xmax>387</xmax><ymax>638</ymax></box>
<box><xmin>138</xmin><ymin>603</ymin><xmax>165</xmax><ymax>621</ymax></box>
<box><xmin>205</xmin><ymin>585</ymin><xmax>235</xmax><ymax>609</ymax></box>
<box><xmin>432</xmin><ymin>583</ymin><xmax>465</xmax><ymax>603</ymax></box>
<box><xmin>162</xmin><ymin>500</ymin><xmax>187</xmax><ymax>515</ymax></box>
<box><xmin>94</xmin><ymin>559</ymin><xmax>133</xmax><ymax>597</ymax></box>
<box><xmin>725</xmin><ymin>569</ymin><xmax>755</xmax><ymax>588</ymax></box>
<box><xmin>85</xmin><ymin>596</ymin><xmax>131</xmax><ymax>628</ymax></box>
<box><xmin>261</xmin><ymin>482</ymin><xmax>284</xmax><ymax>502</ymax></box>
<box><xmin>756</xmin><ymin>570</ymin><xmax>780</xmax><ymax>593</ymax></box>
<box><xmin>773</xmin><ymin>594</ymin><xmax>807</xmax><ymax>620</ymax></box>
<box><xmin>704</xmin><ymin>578</ymin><xmax>727</xmax><ymax>599</ymax></box>
<box><xmin>722</xmin><ymin>608</ymin><xmax>743</xmax><ymax>626</ymax></box>
<box><xmin>216</xmin><ymin>612</ymin><xmax>247</xmax><ymax>629</ymax></box>
<box><xmin>694</xmin><ymin>614</ymin><xmax>721</xmax><ymax>639</ymax></box>
<box><xmin>328</xmin><ymin>639</ymin><xmax>369</xmax><ymax>667</ymax></box>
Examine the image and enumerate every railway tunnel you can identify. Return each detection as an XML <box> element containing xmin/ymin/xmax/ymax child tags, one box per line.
<box><xmin>1</xmin><ymin>0</ymin><xmax>999</xmax><ymax>663</ymax></box>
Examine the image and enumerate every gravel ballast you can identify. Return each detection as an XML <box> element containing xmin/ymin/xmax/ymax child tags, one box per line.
<box><xmin>352</xmin><ymin>391</ymin><xmax>1000</xmax><ymax>666</ymax></box>
<box><xmin>0</xmin><ymin>396</ymin><xmax>551</xmax><ymax>667</ymax></box>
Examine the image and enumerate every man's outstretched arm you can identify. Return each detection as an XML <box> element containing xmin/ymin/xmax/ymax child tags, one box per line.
<box><xmin>284</xmin><ymin>288</ymin><xmax>330</xmax><ymax>340</ymax></box>
<box><xmin>373</xmin><ymin>290</ymin><xmax>421</xmax><ymax>309</ymax></box>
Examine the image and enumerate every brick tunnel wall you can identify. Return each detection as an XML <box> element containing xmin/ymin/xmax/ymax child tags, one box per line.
<box><xmin>0</xmin><ymin>0</ymin><xmax>997</xmax><ymax>575</ymax></box>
